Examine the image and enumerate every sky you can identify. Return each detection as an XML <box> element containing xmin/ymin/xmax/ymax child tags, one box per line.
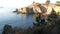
<box><xmin>0</xmin><ymin>0</ymin><xmax>60</xmax><ymax>8</ymax></box>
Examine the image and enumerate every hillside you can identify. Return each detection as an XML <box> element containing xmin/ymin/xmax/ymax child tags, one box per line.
<box><xmin>14</xmin><ymin>2</ymin><xmax>60</xmax><ymax>15</ymax></box>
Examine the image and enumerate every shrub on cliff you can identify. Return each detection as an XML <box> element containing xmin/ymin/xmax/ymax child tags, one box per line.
<box><xmin>47</xmin><ymin>8</ymin><xmax>59</xmax><ymax>21</ymax></box>
<box><xmin>33</xmin><ymin>14</ymin><xmax>46</xmax><ymax>27</ymax></box>
<box><xmin>32</xmin><ymin>8</ymin><xmax>60</xmax><ymax>34</ymax></box>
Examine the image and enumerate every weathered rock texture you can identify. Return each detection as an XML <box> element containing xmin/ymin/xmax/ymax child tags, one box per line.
<box><xmin>16</xmin><ymin>2</ymin><xmax>60</xmax><ymax>15</ymax></box>
<box><xmin>2</xmin><ymin>24</ymin><xmax>14</xmax><ymax>34</ymax></box>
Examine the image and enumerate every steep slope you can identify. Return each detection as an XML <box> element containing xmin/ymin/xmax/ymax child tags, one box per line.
<box><xmin>15</xmin><ymin>2</ymin><xmax>60</xmax><ymax>15</ymax></box>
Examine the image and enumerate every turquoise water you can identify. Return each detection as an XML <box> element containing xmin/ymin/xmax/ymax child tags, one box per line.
<box><xmin>0</xmin><ymin>7</ymin><xmax>36</xmax><ymax>33</ymax></box>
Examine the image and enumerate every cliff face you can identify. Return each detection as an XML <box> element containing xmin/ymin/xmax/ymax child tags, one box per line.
<box><xmin>18</xmin><ymin>3</ymin><xmax>42</xmax><ymax>13</ymax></box>
<box><xmin>17</xmin><ymin>2</ymin><xmax>60</xmax><ymax>15</ymax></box>
<box><xmin>53</xmin><ymin>5</ymin><xmax>60</xmax><ymax>13</ymax></box>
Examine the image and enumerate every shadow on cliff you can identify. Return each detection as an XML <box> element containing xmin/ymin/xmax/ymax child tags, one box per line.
<box><xmin>37</xmin><ymin>4</ymin><xmax>47</xmax><ymax>13</ymax></box>
<box><xmin>26</xmin><ymin>7</ymin><xmax>35</xmax><ymax>14</ymax></box>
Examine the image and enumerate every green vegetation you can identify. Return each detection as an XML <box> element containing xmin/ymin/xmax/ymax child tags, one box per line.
<box><xmin>33</xmin><ymin>8</ymin><xmax>60</xmax><ymax>34</ymax></box>
<box><xmin>47</xmin><ymin>8</ymin><xmax>58</xmax><ymax>21</ymax></box>
<box><xmin>33</xmin><ymin>14</ymin><xmax>46</xmax><ymax>27</ymax></box>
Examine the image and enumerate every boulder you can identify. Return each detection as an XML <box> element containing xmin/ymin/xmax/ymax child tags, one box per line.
<box><xmin>2</xmin><ymin>24</ymin><xmax>14</xmax><ymax>34</ymax></box>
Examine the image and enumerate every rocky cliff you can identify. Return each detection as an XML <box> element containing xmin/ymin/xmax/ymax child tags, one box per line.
<box><xmin>15</xmin><ymin>2</ymin><xmax>60</xmax><ymax>15</ymax></box>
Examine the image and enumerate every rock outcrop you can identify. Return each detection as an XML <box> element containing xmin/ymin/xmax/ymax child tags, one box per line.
<box><xmin>2</xmin><ymin>24</ymin><xmax>14</xmax><ymax>34</ymax></box>
<box><xmin>17</xmin><ymin>3</ymin><xmax>42</xmax><ymax>14</ymax></box>
<box><xmin>15</xmin><ymin>2</ymin><xmax>60</xmax><ymax>15</ymax></box>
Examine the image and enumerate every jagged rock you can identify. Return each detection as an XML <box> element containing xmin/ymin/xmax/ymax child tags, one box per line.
<box><xmin>14</xmin><ymin>2</ymin><xmax>60</xmax><ymax>15</ymax></box>
<box><xmin>2</xmin><ymin>24</ymin><xmax>14</xmax><ymax>34</ymax></box>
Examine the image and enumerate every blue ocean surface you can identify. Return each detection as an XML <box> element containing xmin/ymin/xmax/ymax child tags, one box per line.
<box><xmin>0</xmin><ymin>7</ymin><xmax>36</xmax><ymax>34</ymax></box>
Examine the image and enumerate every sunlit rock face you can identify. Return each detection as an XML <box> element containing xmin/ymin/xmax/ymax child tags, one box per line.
<box><xmin>53</xmin><ymin>5</ymin><xmax>60</xmax><ymax>13</ymax></box>
<box><xmin>17</xmin><ymin>2</ymin><xmax>60</xmax><ymax>14</ymax></box>
<box><xmin>18</xmin><ymin>7</ymin><xmax>26</xmax><ymax>13</ymax></box>
<box><xmin>44</xmin><ymin>4</ymin><xmax>53</xmax><ymax>15</ymax></box>
<box><xmin>17</xmin><ymin>3</ymin><xmax>42</xmax><ymax>14</ymax></box>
